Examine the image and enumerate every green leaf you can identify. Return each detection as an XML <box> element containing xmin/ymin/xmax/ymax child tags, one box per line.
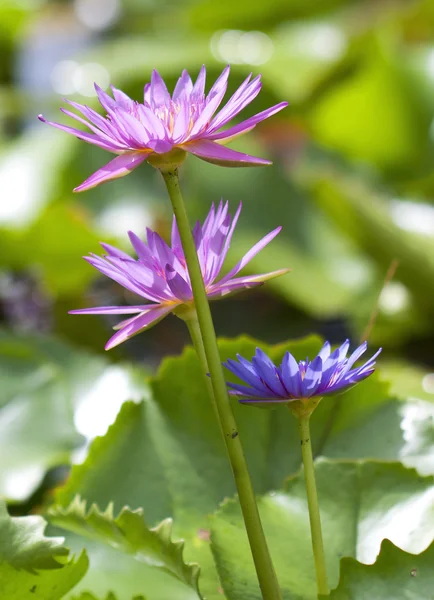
<box><xmin>49</xmin><ymin>497</ymin><xmax>201</xmax><ymax>596</ymax></box>
<box><xmin>53</xmin><ymin>335</ymin><xmax>423</xmax><ymax>599</ymax></box>
<box><xmin>0</xmin><ymin>329</ymin><xmax>149</xmax><ymax>501</ymax></box>
<box><xmin>0</xmin><ymin>499</ymin><xmax>88</xmax><ymax>599</ymax></box>
<box><xmin>325</xmin><ymin>540</ymin><xmax>434</xmax><ymax>600</ymax></box>
<box><xmin>71</xmin><ymin>594</ymin><xmax>145</xmax><ymax>600</ymax></box>
<box><xmin>210</xmin><ymin>461</ymin><xmax>434</xmax><ymax>600</ymax></box>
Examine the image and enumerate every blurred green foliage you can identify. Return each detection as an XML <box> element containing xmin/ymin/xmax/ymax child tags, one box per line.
<box><xmin>1</xmin><ymin>0</ymin><xmax>434</xmax><ymax>596</ymax></box>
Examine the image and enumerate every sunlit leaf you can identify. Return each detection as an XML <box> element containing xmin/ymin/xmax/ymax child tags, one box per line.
<box><xmin>324</xmin><ymin>540</ymin><xmax>434</xmax><ymax>600</ymax></box>
<box><xmin>0</xmin><ymin>499</ymin><xmax>88</xmax><ymax>599</ymax></box>
<box><xmin>211</xmin><ymin>461</ymin><xmax>434</xmax><ymax>599</ymax></box>
<box><xmin>49</xmin><ymin>497</ymin><xmax>201</xmax><ymax>596</ymax></box>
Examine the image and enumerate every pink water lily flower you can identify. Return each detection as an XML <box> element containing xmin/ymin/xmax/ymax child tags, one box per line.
<box><xmin>38</xmin><ymin>65</ymin><xmax>287</xmax><ymax>192</ymax></box>
<box><xmin>70</xmin><ymin>201</ymin><xmax>289</xmax><ymax>350</ymax></box>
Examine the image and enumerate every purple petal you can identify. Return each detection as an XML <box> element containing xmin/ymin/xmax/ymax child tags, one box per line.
<box><xmin>73</xmin><ymin>153</ymin><xmax>149</xmax><ymax>192</ymax></box>
<box><xmin>38</xmin><ymin>115</ymin><xmax>121</xmax><ymax>152</ymax></box>
<box><xmin>209</xmin><ymin>75</ymin><xmax>262</xmax><ymax>131</ymax></box>
<box><xmin>59</xmin><ymin>108</ymin><xmax>122</xmax><ymax>148</ymax></box>
<box><xmin>301</xmin><ymin>356</ymin><xmax>323</xmax><ymax>395</ymax></box>
<box><xmin>226</xmin><ymin>382</ymin><xmax>273</xmax><ymax>399</ymax></box>
<box><xmin>128</xmin><ymin>231</ymin><xmax>153</xmax><ymax>264</ymax></box>
<box><xmin>281</xmin><ymin>352</ymin><xmax>303</xmax><ymax>397</ymax></box>
<box><xmin>165</xmin><ymin>265</ymin><xmax>192</xmax><ymax>300</ymax></box>
<box><xmin>173</xmin><ymin>69</ymin><xmax>193</xmax><ymax>101</ymax></box>
<box><xmin>110</xmin><ymin>85</ymin><xmax>135</xmax><ymax>110</ymax></box>
<box><xmin>342</xmin><ymin>342</ymin><xmax>368</xmax><ymax>374</ymax></box>
<box><xmin>224</xmin><ymin>357</ymin><xmax>270</xmax><ymax>394</ymax></box>
<box><xmin>188</xmin><ymin>87</ymin><xmax>228</xmax><ymax>138</ymax></box>
<box><xmin>137</xmin><ymin>105</ymin><xmax>168</xmax><ymax>139</ymax></box>
<box><xmin>206</xmin><ymin>65</ymin><xmax>230</xmax><ymax>101</ymax></box>
<box><xmin>94</xmin><ymin>84</ymin><xmax>117</xmax><ymax>113</ymax></box>
<box><xmin>207</xmin><ymin>269</ymin><xmax>289</xmax><ymax>298</ymax></box>
<box><xmin>69</xmin><ymin>305</ymin><xmax>149</xmax><ymax>315</ymax></box>
<box><xmin>100</xmin><ymin>242</ymin><xmax>132</xmax><ymax>259</ymax></box>
<box><xmin>218</xmin><ymin>227</ymin><xmax>282</xmax><ymax>284</ymax></box>
<box><xmin>171</xmin><ymin>217</ymin><xmax>183</xmax><ymax>255</ymax></box>
<box><xmin>317</xmin><ymin>341</ymin><xmax>331</xmax><ymax>362</ymax></box>
<box><xmin>208</xmin><ymin>102</ymin><xmax>288</xmax><ymax>142</ymax></box>
<box><xmin>191</xmin><ymin>65</ymin><xmax>206</xmax><ymax>100</ymax></box>
<box><xmin>112</xmin><ymin>108</ymin><xmax>150</xmax><ymax>147</ymax></box>
<box><xmin>105</xmin><ymin>305</ymin><xmax>173</xmax><ymax>350</ymax></box>
<box><xmin>172</xmin><ymin>100</ymin><xmax>190</xmax><ymax>143</ymax></box>
<box><xmin>150</xmin><ymin>70</ymin><xmax>171</xmax><ymax>107</ymax></box>
<box><xmin>182</xmin><ymin>139</ymin><xmax>271</xmax><ymax>167</ymax></box>
<box><xmin>147</xmin><ymin>138</ymin><xmax>173</xmax><ymax>153</ymax></box>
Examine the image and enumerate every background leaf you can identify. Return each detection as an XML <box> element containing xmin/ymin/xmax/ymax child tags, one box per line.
<box><xmin>325</xmin><ymin>540</ymin><xmax>434</xmax><ymax>600</ymax></box>
<box><xmin>210</xmin><ymin>461</ymin><xmax>434</xmax><ymax>600</ymax></box>
<box><xmin>0</xmin><ymin>499</ymin><xmax>88</xmax><ymax>599</ymax></box>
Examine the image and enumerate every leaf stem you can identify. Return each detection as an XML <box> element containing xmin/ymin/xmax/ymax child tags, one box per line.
<box><xmin>298</xmin><ymin>415</ymin><xmax>329</xmax><ymax>596</ymax></box>
<box><xmin>160</xmin><ymin>167</ymin><xmax>282</xmax><ymax>600</ymax></box>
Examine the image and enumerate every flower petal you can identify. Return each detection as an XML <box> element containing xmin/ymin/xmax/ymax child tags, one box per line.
<box><xmin>38</xmin><ymin>115</ymin><xmax>121</xmax><ymax>152</ymax></box>
<box><xmin>182</xmin><ymin>139</ymin><xmax>271</xmax><ymax>167</ymax></box>
<box><xmin>208</xmin><ymin>102</ymin><xmax>288</xmax><ymax>142</ymax></box>
<box><xmin>105</xmin><ymin>305</ymin><xmax>173</xmax><ymax>350</ymax></box>
<box><xmin>218</xmin><ymin>227</ymin><xmax>282</xmax><ymax>284</ymax></box>
<box><xmin>165</xmin><ymin>265</ymin><xmax>192</xmax><ymax>300</ymax></box>
<box><xmin>73</xmin><ymin>153</ymin><xmax>149</xmax><ymax>192</ymax></box>
<box><xmin>207</xmin><ymin>269</ymin><xmax>289</xmax><ymax>298</ymax></box>
<box><xmin>69</xmin><ymin>305</ymin><xmax>149</xmax><ymax>315</ymax></box>
<box><xmin>173</xmin><ymin>69</ymin><xmax>193</xmax><ymax>101</ymax></box>
<box><xmin>150</xmin><ymin>70</ymin><xmax>171</xmax><ymax>107</ymax></box>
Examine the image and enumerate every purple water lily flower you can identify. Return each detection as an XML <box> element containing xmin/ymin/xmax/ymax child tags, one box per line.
<box><xmin>224</xmin><ymin>340</ymin><xmax>381</xmax><ymax>404</ymax></box>
<box><xmin>38</xmin><ymin>65</ymin><xmax>288</xmax><ymax>192</ymax></box>
<box><xmin>71</xmin><ymin>201</ymin><xmax>289</xmax><ymax>350</ymax></box>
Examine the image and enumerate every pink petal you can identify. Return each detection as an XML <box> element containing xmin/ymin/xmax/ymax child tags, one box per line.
<box><xmin>208</xmin><ymin>269</ymin><xmax>290</xmax><ymax>298</ymax></box>
<box><xmin>69</xmin><ymin>305</ymin><xmax>149</xmax><ymax>315</ymax></box>
<box><xmin>110</xmin><ymin>85</ymin><xmax>135</xmax><ymax>110</ymax></box>
<box><xmin>181</xmin><ymin>139</ymin><xmax>271</xmax><ymax>167</ymax></box>
<box><xmin>207</xmin><ymin>65</ymin><xmax>230</xmax><ymax>101</ymax></box>
<box><xmin>38</xmin><ymin>115</ymin><xmax>121</xmax><ymax>152</ymax></box>
<box><xmin>59</xmin><ymin>108</ymin><xmax>121</xmax><ymax>147</ymax></box>
<box><xmin>112</xmin><ymin>108</ymin><xmax>150</xmax><ymax>147</ymax></box>
<box><xmin>188</xmin><ymin>86</ymin><xmax>228</xmax><ymax>137</ymax></box>
<box><xmin>173</xmin><ymin>69</ymin><xmax>193</xmax><ymax>101</ymax></box>
<box><xmin>100</xmin><ymin>242</ymin><xmax>132</xmax><ymax>259</ymax></box>
<box><xmin>165</xmin><ymin>265</ymin><xmax>192</xmax><ymax>300</ymax></box>
<box><xmin>63</xmin><ymin>100</ymin><xmax>117</xmax><ymax>139</ymax></box>
<box><xmin>191</xmin><ymin>65</ymin><xmax>206</xmax><ymax>100</ymax></box>
<box><xmin>105</xmin><ymin>305</ymin><xmax>173</xmax><ymax>350</ymax></box>
<box><xmin>74</xmin><ymin>153</ymin><xmax>149</xmax><ymax>192</ymax></box>
<box><xmin>150</xmin><ymin>70</ymin><xmax>171</xmax><ymax>107</ymax></box>
<box><xmin>94</xmin><ymin>84</ymin><xmax>117</xmax><ymax>113</ymax></box>
<box><xmin>218</xmin><ymin>227</ymin><xmax>283</xmax><ymax>284</ymax></box>
<box><xmin>209</xmin><ymin>76</ymin><xmax>262</xmax><ymax>131</ymax></box>
<box><xmin>208</xmin><ymin>102</ymin><xmax>288</xmax><ymax>142</ymax></box>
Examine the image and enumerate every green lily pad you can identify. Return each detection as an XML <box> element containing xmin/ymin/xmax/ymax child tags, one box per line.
<box><xmin>325</xmin><ymin>540</ymin><xmax>434</xmax><ymax>600</ymax></box>
<box><xmin>210</xmin><ymin>460</ymin><xmax>434</xmax><ymax>600</ymax></box>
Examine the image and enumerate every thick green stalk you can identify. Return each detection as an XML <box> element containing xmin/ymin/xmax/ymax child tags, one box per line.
<box><xmin>185</xmin><ymin>311</ymin><xmax>218</xmax><ymax>412</ymax></box>
<box><xmin>298</xmin><ymin>415</ymin><xmax>329</xmax><ymax>596</ymax></box>
<box><xmin>160</xmin><ymin>167</ymin><xmax>282</xmax><ymax>600</ymax></box>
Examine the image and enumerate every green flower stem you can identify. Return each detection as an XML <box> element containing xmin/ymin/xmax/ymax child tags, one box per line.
<box><xmin>184</xmin><ymin>311</ymin><xmax>218</xmax><ymax>411</ymax></box>
<box><xmin>160</xmin><ymin>167</ymin><xmax>282</xmax><ymax>600</ymax></box>
<box><xmin>298</xmin><ymin>415</ymin><xmax>329</xmax><ymax>596</ymax></box>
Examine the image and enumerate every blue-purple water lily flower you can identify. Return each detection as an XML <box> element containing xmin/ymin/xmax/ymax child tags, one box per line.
<box><xmin>39</xmin><ymin>65</ymin><xmax>287</xmax><ymax>192</ymax></box>
<box><xmin>224</xmin><ymin>340</ymin><xmax>381</xmax><ymax>404</ymax></box>
<box><xmin>71</xmin><ymin>201</ymin><xmax>288</xmax><ymax>350</ymax></box>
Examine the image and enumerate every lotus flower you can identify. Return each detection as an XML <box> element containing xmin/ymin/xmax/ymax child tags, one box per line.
<box><xmin>71</xmin><ymin>201</ymin><xmax>288</xmax><ymax>349</ymax></box>
<box><xmin>38</xmin><ymin>66</ymin><xmax>288</xmax><ymax>192</ymax></box>
<box><xmin>224</xmin><ymin>341</ymin><xmax>381</xmax><ymax>404</ymax></box>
